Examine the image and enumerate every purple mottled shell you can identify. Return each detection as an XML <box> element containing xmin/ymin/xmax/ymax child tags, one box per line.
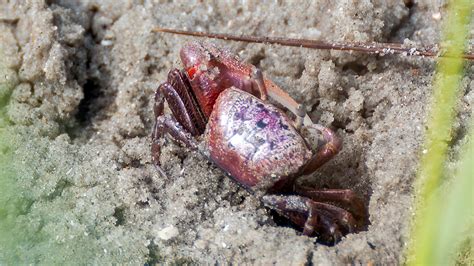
<box><xmin>204</xmin><ymin>88</ymin><xmax>312</xmax><ymax>191</ymax></box>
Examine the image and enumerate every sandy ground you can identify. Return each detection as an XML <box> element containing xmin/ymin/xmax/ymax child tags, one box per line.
<box><xmin>1</xmin><ymin>0</ymin><xmax>472</xmax><ymax>264</ymax></box>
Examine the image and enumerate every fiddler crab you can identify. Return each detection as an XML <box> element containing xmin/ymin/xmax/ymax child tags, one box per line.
<box><xmin>152</xmin><ymin>42</ymin><xmax>367</xmax><ymax>243</ymax></box>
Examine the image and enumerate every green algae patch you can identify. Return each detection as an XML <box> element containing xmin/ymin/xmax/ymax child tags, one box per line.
<box><xmin>0</xmin><ymin>126</ymin><xmax>150</xmax><ymax>264</ymax></box>
<box><xmin>0</xmin><ymin>130</ymin><xmax>39</xmax><ymax>263</ymax></box>
<box><xmin>0</xmin><ymin>86</ymin><xmax>46</xmax><ymax>262</ymax></box>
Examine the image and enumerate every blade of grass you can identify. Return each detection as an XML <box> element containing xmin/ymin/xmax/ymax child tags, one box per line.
<box><xmin>407</xmin><ymin>0</ymin><xmax>473</xmax><ymax>265</ymax></box>
<box><xmin>435</xmin><ymin>122</ymin><xmax>474</xmax><ymax>265</ymax></box>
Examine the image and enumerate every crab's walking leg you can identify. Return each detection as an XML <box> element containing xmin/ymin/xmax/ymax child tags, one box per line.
<box><xmin>301</xmin><ymin>124</ymin><xmax>342</xmax><ymax>175</ymax></box>
<box><xmin>152</xmin><ymin>115</ymin><xmax>199</xmax><ymax>171</ymax></box>
<box><xmin>153</xmin><ymin>115</ymin><xmax>198</xmax><ymax>150</ymax></box>
<box><xmin>152</xmin><ymin>69</ymin><xmax>203</xmax><ymax>169</ymax></box>
<box><xmin>264</xmin><ymin>79</ymin><xmax>313</xmax><ymax>125</ymax></box>
<box><xmin>251</xmin><ymin>67</ymin><xmax>268</xmax><ymax>101</ymax></box>
<box><xmin>152</xmin><ymin>87</ymin><xmax>166</xmax><ymax>167</ymax></box>
<box><xmin>163</xmin><ymin>69</ymin><xmax>207</xmax><ymax>136</ymax></box>
<box><xmin>262</xmin><ymin>195</ymin><xmax>357</xmax><ymax>241</ymax></box>
<box><xmin>154</xmin><ymin>86</ymin><xmax>165</xmax><ymax>119</ymax></box>
<box><xmin>294</xmin><ymin>104</ymin><xmax>306</xmax><ymax>130</ymax></box>
<box><xmin>248</xmin><ymin>67</ymin><xmax>310</xmax><ymax>130</ymax></box>
<box><xmin>294</xmin><ymin>186</ymin><xmax>367</xmax><ymax>226</ymax></box>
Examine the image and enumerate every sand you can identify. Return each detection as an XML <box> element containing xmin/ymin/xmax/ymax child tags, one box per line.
<box><xmin>0</xmin><ymin>0</ymin><xmax>472</xmax><ymax>264</ymax></box>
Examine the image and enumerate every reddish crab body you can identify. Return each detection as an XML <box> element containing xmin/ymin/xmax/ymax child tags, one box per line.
<box><xmin>152</xmin><ymin>42</ymin><xmax>367</xmax><ymax>242</ymax></box>
<box><xmin>207</xmin><ymin>88</ymin><xmax>310</xmax><ymax>190</ymax></box>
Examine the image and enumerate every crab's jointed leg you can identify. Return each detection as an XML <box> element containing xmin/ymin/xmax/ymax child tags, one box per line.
<box><xmin>250</xmin><ymin>67</ymin><xmax>268</xmax><ymax>101</ymax></box>
<box><xmin>262</xmin><ymin>194</ymin><xmax>358</xmax><ymax>242</ymax></box>
<box><xmin>161</xmin><ymin>69</ymin><xmax>207</xmax><ymax>136</ymax></box>
<box><xmin>263</xmin><ymin>78</ymin><xmax>313</xmax><ymax>125</ymax></box>
<box><xmin>300</xmin><ymin>124</ymin><xmax>342</xmax><ymax>175</ymax></box>
<box><xmin>294</xmin><ymin>186</ymin><xmax>367</xmax><ymax>227</ymax></box>
<box><xmin>152</xmin><ymin>69</ymin><xmax>203</xmax><ymax>168</ymax></box>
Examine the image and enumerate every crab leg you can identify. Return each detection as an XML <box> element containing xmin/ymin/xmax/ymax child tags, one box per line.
<box><xmin>300</xmin><ymin>124</ymin><xmax>342</xmax><ymax>175</ymax></box>
<box><xmin>264</xmin><ymin>78</ymin><xmax>313</xmax><ymax>126</ymax></box>
<box><xmin>151</xmin><ymin>115</ymin><xmax>199</xmax><ymax>171</ymax></box>
<box><xmin>262</xmin><ymin>194</ymin><xmax>358</xmax><ymax>241</ymax></box>
<box><xmin>294</xmin><ymin>104</ymin><xmax>306</xmax><ymax>130</ymax></box>
<box><xmin>294</xmin><ymin>186</ymin><xmax>367</xmax><ymax>225</ymax></box>
<box><xmin>152</xmin><ymin>72</ymin><xmax>201</xmax><ymax>167</ymax></box>
<box><xmin>250</xmin><ymin>67</ymin><xmax>268</xmax><ymax>101</ymax></box>
<box><xmin>247</xmin><ymin>67</ymin><xmax>312</xmax><ymax>126</ymax></box>
<box><xmin>248</xmin><ymin>67</ymin><xmax>311</xmax><ymax>130</ymax></box>
<box><xmin>162</xmin><ymin>69</ymin><xmax>207</xmax><ymax>136</ymax></box>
